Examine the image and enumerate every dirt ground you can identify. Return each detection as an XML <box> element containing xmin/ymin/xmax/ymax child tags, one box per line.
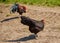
<box><xmin>0</xmin><ymin>4</ymin><xmax>60</xmax><ymax>43</ymax></box>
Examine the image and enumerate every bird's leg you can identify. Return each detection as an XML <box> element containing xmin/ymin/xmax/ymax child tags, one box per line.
<box><xmin>34</xmin><ymin>33</ymin><xmax>38</xmax><ymax>38</ymax></box>
<box><xmin>33</xmin><ymin>34</ymin><xmax>38</xmax><ymax>40</ymax></box>
<box><xmin>34</xmin><ymin>33</ymin><xmax>38</xmax><ymax>37</ymax></box>
<box><xmin>35</xmin><ymin>34</ymin><xmax>38</xmax><ymax>37</ymax></box>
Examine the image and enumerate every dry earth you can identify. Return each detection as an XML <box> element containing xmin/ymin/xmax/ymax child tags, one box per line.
<box><xmin>0</xmin><ymin>4</ymin><xmax>60</xmax><ymax>43</ymax></box>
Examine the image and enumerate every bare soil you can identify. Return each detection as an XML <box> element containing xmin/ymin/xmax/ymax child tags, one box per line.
<box><xmin>0</xmin><ymin>4</ymin><xmax>60</xmax><ymax>43</ymax></box>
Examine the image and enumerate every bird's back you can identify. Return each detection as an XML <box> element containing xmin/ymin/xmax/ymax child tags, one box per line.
<box><xmin>35</xmin><ymin>20</ymin><xmax>44</xmax><ymax>28</ymax></box>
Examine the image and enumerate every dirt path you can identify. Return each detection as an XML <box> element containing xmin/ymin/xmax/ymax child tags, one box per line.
<box><xmin>0</xmin><ymin>4</ymin><xmax>60</xmax><ymax>43</ymax></box>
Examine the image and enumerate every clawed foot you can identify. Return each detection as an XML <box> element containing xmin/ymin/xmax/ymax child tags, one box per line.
<box><xmin>35</xmin><ymin>34</ymin><xmax>38</xmax><ymax>37</ymax></box>
<box><xmin>34</xmin><ymin>34</ymin><xmax>38</xmax><ymax>37</ymax></box>
<box><xmin>33</xmin><ymin>34</ymin><xmax>38</xmax><ymax>39</ymax></box>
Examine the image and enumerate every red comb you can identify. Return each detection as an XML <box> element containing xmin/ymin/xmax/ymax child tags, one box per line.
<box><xmin>41</xmin><ymin>19</ymin><xmax>44</xmax><ymax>23</ymax></box>
<box><xmin>22</xmin><ymin>6</ymin><xmax>26</xmax><ymax>10</ymax></box>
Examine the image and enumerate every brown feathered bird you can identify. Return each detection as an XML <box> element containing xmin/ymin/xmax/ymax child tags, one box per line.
<box><xmin>10</xmin><ymin>3</ymin><xmax>26</xmax><ymax>15</ymax></box>
<box><xmin>21</xmin><ymin>16</ymin><xmax>44</xmax><ymax>37</ymax></box>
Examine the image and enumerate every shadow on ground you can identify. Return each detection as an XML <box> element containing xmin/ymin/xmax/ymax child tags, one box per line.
<box><xmin>3</xmin><ymin>34</ymin><xmax>36</xmax><ymax>42</ymax></box>
<box><xmin>0</xmin><ymin>16</ymin><xmax>19</xmax><ymax>23</ymax></box>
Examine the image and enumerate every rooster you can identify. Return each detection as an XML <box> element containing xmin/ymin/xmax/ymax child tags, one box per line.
<box><xmin>21</xmin><ymin>16</ymin><xmax>44</xmax><ymax>37</ymax></box>
<box><xmin>10</xmin><ymin>3</ymin><xmax>26</xmax><ymax>15</ymax></box>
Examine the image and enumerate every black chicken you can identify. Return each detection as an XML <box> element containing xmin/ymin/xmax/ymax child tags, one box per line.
<box><xmin>21</xmin><ymin>16</ymin><xmax>44</xmax><ymax>37</ymax></box>
<box><xmin>10</xmin><ymin>3</ymin><xmax>26</xmax><ymax>15</ymax></box>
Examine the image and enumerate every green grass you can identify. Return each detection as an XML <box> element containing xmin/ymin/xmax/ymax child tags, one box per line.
<box><xmin>0</xmin><ymin>0</ymin><xmax>60</xmax><ymax>6</ymax></box>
